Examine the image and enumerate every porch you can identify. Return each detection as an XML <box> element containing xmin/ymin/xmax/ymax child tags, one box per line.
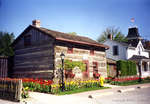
<box><xmin>129</xmin><ymin>55</ymin><xmax>150</xmax><ymax>78</ymax></box>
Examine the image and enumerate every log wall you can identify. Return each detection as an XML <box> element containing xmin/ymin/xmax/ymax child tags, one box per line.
<box><xmin>13</xmin><ymin>29</ymin><xmax>54</xmax><ymax>79</ymax></box>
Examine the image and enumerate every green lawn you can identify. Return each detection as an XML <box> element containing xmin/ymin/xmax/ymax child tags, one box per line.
<box><xmin>56</xmin><ymin>87</ymin><xmax>110</xmax><ymax>95</ymax></box>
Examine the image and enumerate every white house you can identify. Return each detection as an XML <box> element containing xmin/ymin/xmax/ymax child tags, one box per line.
<box><xmin>104</xmin><ymin>27</ymin><xmax>150</xmax><ymax>77</ymax></box>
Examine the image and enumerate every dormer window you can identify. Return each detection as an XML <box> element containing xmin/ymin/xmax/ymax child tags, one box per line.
<box><xmin>67</xmin><ymin>47</ymin><xmax>73</xmax><ymax>53</ymax></box>
<box><xmin>113</xmin><ymin>45</ymin><xmax>119</xmax><ymax>55</ymax></box>
<box><xmin>24</xmin><ymin>35</ymin><xmax>31</xmax><ymax>47</ymax></box>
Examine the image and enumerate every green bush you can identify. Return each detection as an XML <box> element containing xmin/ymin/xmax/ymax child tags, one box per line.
<box><xmin>117</xmin><ymin>60</ymin><xmax>137</xmax><ymax>76</ymax></box>
<box><xmin>64</xmin><ymin>60</ymin><xmax>86</xmax><ymax>72</ymax></box>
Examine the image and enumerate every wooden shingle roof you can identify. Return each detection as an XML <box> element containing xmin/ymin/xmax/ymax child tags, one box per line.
<box><xmin>37</xmin><ymin>26</ymin><xmax>109</xmax><ymax>48</ymax></box>
<box><xmin>12</xmin><ymin>25</ymin><xmax>109</xmax><ymax>49</ymax></box>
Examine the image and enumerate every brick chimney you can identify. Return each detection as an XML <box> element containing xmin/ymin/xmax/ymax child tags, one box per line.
<box><xmin>108</xmin><ymin>34</ymin><xmax>113</xmax><ymax>40</ymax></box>
<box><xmin>32</xmin><ymin>20</ymin><xmax>40</xmax><ymax>27</ymax></box>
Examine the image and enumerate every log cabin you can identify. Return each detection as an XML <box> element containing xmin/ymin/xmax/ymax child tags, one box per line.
<box><xmin>12</xmin><ymin>20</ymin><xmax>109</xmax><ymax>79</ymax></box>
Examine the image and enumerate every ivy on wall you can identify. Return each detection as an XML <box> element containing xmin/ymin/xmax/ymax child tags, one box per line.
<box><xmin>117</xmin><ymin>60</ymin><xmax>137</xmax><ymax>76</ymax></box>
<box><xmin>64</xmin><ymin>60</ymin><xmax>86</xmax><ymax>72</ymax></box>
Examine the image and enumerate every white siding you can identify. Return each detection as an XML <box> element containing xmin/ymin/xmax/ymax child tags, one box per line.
<box><xmin>127</xmin><ymin>41</ymin><xmax>149</xmax><ymax>59</ymax></box>
<box><xmin>104</xmin><ymin>40</ymin><xmax>127</xmax><ymax>61</ymax></box>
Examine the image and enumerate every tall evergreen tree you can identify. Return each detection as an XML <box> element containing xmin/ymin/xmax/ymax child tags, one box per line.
<box><xmin>0</xmin><ymin>31</ymin><xmax>14</xmax><ymax>56</ymax></box>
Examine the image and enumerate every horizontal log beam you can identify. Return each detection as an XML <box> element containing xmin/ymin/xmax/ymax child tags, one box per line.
<box><xmin>13</xmin><ymin>70</ymin><xmax>53</xmax><ymax>74</ymax></box>
<box><xmin>14</xmin><ymin>54</ymin><xmax>53</xmax><ymax>61</ymax></box>
<box><xmin>14</xmin><ymin>60</ymin><xmax>53</xmax><ymax>66</ymax></box>
<box><xmin>12</xmin><ymin>72</ymin><xmax>54</xmax><ymax>79</ymax></box>
<box><xmin>15</xmin><ymin>57</ymin><xmax>52</xmax><ymax>64</ymax></box>
<box><xmin>14</xmin><ymin>64</ymin><xmax>53</xmax><ymax>69</ymax></box>
<box><xmin>15</xmin><ymin>44</ymin><xmax>53</xmax><ymax>55</ymax></box>
<box><xmin>13</xmin><ymin>66</ymin><xmax>53</xmax><ymax>71</ymax></box>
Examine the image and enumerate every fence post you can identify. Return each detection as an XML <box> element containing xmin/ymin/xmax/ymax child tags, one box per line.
<box><xmin>0</xmin><ymin>56</ymin><xmax>8</xmax><ymax>78</ymax></box>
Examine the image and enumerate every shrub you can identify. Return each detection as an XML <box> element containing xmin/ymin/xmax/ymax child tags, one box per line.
<box><xmin>117</xmin><ymin>60</ymin><xmax>137</xmax><ymax>76</ymax></box>
<box><xmin>64</xmin><ymin>60</ymin><xmax>86</xmax><ymax>72</ymax></box>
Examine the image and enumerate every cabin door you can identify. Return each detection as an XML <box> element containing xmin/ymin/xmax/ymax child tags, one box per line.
<box><xmin>82</xmin><ymin>60</ymin><xmax>89</xmax><ymax>78</ymax></box>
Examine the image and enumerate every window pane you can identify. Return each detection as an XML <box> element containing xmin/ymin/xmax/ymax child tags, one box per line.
<box><xmin>24</xmin><ymin>35</ymin><xmax>31</xmax><ymax>47</ymax></box>
<box><xmin>113</xmin><ymin>46</ymin><xmax>118</xmax><ymax>55</ymax></box>
<box><xmin>67</xmin><ymin>47</ymin><xmax>73</xmax><ymax>53</ymax></box>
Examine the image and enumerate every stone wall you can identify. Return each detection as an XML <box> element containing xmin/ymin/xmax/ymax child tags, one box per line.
<box><xmin>54</xmin><ymin>45</ymin><xmax>107</xmax><ymax>79</ymax></box>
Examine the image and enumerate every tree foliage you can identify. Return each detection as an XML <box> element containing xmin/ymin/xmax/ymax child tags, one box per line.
<box><xmin>0</xmin><ymin>31</ymin><xmax>15</xmax><ymax>56</ymax></box>
<box><xmin>97</xmin><ymin>27</ymin><xmax>127</xmax><ymax>43</ymax></box>
<box><xmin>68</xmin><ymin>32</ymin><xmax>77</xmax><ymax>35</ymax></box>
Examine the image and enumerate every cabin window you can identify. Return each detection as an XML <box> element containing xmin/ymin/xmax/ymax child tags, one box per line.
<box><xmin>113</xmin><ymin>45</ymin><xmax>119</xmax><ymax>55</ymax></box>
<box><xmin>83</xmin><ymin>60</ymin><xmax>89</xmax><ymax>78</ymax></box>
<box><xmin>24</xmin><ymin>35</ymin><xmax>31</xmax><ymax>47</ymax></box>
<box><xmin>93</xmin><ymin>62</ymin><xmax>98</xmax><ymax>73</ymax></box>
<box><xmin>67</xmin><ymin>47</ymin><xmax>73</xmax><ymax>53</ymax></box>
<box><xmin>90</xmin><ymin>50</ymin><xmax>94</xmax><ymax>55</ymax></box>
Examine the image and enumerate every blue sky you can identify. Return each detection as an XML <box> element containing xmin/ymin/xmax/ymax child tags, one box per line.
<box><xmin>0</xmin><ymin>0</ymin><xmax>150</xmax><ymax>40</ymax></box>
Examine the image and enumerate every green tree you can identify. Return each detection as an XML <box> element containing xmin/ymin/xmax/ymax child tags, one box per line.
<box><xmin>97</xmin><ymin>27</ymin><xmax>127</xmax><ymax>43</ymax></box>
<box><xmin>68</xmin><ymin>32</ymin><xmax>77</xmax><ymax>35</ymax></box>
<box><xmin>0</xmin><ymin>31</ymin><xmax>15</xmax><ymax>56</ymax></box>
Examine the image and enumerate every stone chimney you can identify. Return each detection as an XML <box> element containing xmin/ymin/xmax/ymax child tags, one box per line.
<box><xmin>108</xmin><ymin>34</ymin><xmax>113</xmax><ymax>40</ymax></box>
<box><xmin>32</xmin><ymin>20</ymin><xmax>40</xmax><ymax>27</ymax></box>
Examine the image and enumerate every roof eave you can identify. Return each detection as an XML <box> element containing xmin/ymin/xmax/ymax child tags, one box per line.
<box><xmin>11</xmin><ymin>25</ymin><xmax>33</xmax><ymax>47</ymax></box>
<box><xmin>56</xmin><ymin>37</ymin><xmax>109</xmax><ymax>49</ymax></box>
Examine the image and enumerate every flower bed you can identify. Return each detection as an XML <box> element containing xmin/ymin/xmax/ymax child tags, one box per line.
<box><xmin>22</xmin><ymin>78</ymin><xmax>53</xmax><ymax>93</ymax></box>
<box><xmin>22</xmin><ymin>78</ymin><xmax>105</xmax><ymax>94</ymax></box>
<box><xmin>51</xmin><ymin>79</ymin><xmax>102</xmax><ymax>93</ymax></box>
<box><xmin>105</xmin><ymin>77</ymin><xmax>150</xmax><ymax>86</ymax></box>
<box><xmin>0</xmin><ymin>78</ymin><xmax>106</xmax><ymax>99</ymax></box>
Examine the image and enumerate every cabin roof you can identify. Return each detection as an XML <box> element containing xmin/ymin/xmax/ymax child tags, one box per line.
<box><xmin>12</xmin><ymin>25</ymin><xmax>109</xmax><ymax>49</ymax></box>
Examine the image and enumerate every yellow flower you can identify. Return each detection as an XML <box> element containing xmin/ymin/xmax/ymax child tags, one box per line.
<box><xmin>51</xmin><ymin>84</ymin><xmax>57</xmax><ymax>88</ymax></box>
<box><xmin>70</xmin><ymin>81</ymin><xmax>74</xmax><ymax>85</ymax></box>
<box><xmin>24</xmin><ymin>87</ymin><xmax>29</xmax><ymax>90</ymax></box>
<box><xmin>99</xmin><ymin>76</ymin><xmax>105</xmax><ymax>86</ymax></box>
<box><xmin>66</xmin><ymin>82</ymin><xmax>70</xmax><ymax>85</ymax></box>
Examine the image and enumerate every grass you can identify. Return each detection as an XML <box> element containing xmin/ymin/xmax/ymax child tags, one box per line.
<box><xmin>56</xmin><ymin>87</ymin><xmax>110</xmax><ymax>95</ymax></box>
<box><xmin>110</xmin><ymin>79</ymin><xmax>150</xmax><ymax>86</ymax></box>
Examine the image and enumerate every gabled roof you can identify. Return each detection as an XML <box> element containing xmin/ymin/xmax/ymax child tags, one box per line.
<box><xmin>104</xmin><ymin>39</ymin><xmax>129</xmax><ymax>47</ymax></box>
<box><xmin>12</xmin><ymin>25</ymin><xmax>109</xmax><ymax>49</ymax></box>
<box><xmin>126</xmin><ymin>40</ymin><xmax>139</xmax><ymax>47</ymax></box>
<box><xmin>104</xmin><ymin>38</ymin><xmax>141</xmax><ymax>49</ymax></box>
<box><xmin>129</xmin><ymin>55</ymin><xmax>150</xmax><ymax>62</ymax></box>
